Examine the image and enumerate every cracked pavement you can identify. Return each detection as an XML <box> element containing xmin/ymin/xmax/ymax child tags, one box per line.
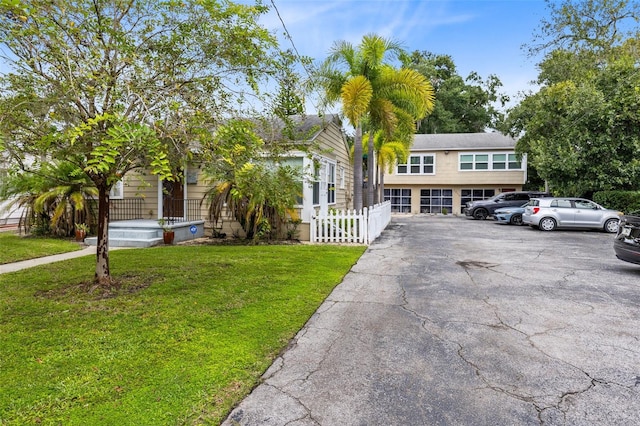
<box><xmin>222</xmin><ymin>215</ymin><xmax>640</xmax><ymax>425</ymax></box>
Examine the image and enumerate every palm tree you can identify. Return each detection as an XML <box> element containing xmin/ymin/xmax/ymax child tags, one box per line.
<box><xmin>33</xmin><ymin>161</ymin><xmax>99</xmax><ymax>235</ymax></box>
<box><xmin>366</xmin><ymin>65</ymin><xmax>435</xmax><ymax>204</ymax></box>
<box><xmin>317</xmin><ymin>34</ymin><xmax>434</xmax><ymax>210</ymax></box>
<box><xmin>0</xmin><ymin>160</ymin><xmax>98</xmax><ymax>236</ymax></box>
<box><xmin>364</xmin><ymin>130</ymin><xmax>411</xmax><ymax>204</ymax></box>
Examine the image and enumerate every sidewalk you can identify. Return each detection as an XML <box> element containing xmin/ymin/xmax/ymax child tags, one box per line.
<box><xmin>0</xmin><ymin>246</ymin><xmax>97</xmax><ymax>274</ymax></box>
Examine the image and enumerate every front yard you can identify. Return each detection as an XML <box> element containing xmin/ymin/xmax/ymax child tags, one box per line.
<box><xmin>0</xmin><ymin>243</ymin><xmax>366</xmax><ymax>425</ymax></box>
<box><xmin>0</xmin><ymin>232</ymin><xmax>83</xmax><ymax>264</ymax></box>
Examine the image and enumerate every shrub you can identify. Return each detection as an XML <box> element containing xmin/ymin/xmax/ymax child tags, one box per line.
<box><xmin>593</xmin><ymin>190</ymin><xmax>640</xmax><ymax>213</ymax></box>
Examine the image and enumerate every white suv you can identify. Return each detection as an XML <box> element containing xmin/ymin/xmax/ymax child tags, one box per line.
<box><xmin>523</xmin><ymin>197</ymin><xmax>621</xmax><ymax>232</ymax></box>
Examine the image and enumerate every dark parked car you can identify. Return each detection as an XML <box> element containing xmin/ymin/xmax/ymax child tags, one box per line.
<box><xmin>464</xmin><ymin>191</ymin><xmax>550</xmax><ymax>220</ymax></box>
<box><xmin>614</xmin><ymin>210</ymin><xmax>640</xmax><ymax>265</ymax></box>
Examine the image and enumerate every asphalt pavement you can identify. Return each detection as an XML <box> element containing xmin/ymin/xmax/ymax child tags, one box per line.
<box><xmin>223</xmin><ymin>214</ymin><xmax>640</xmax><ymax>426</ymax></box>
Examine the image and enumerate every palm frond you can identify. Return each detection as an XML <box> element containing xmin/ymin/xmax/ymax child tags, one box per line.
<box><xmin>341</xmin><ymin>76</ymin><xmax>373</xmax><ymax>125</ymax></box>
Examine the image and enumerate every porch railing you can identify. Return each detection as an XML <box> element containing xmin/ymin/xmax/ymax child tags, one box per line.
<box><xmin>110</xmin><ymin>198</ymin><xmax>144</xmax><ymax>221</ymax></box>
<box><xmin>106</xmin><ymin>197</ymin><xmax>203</xmax><ymax>223</ymax></box>
<box><xmin>162</xmin><ymin>198</ymin><xmax>202</xmax><ymax>223</ymax></box>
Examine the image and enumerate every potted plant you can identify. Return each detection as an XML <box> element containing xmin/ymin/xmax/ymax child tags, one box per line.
<box><xmin>158</xmin><ymin>219</ymin><xmax>174</xmax><ymax>244</ymax></box>
<box><xmin>75</xmin><ymin>223</ymin><xmax>89</xmax><ymax>241</ymax></box>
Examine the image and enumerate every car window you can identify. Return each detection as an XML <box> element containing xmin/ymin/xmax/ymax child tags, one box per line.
<box><xmin>503</xmin><ymin>194</ymin><xmax>516</xmax><ymax>201</ymax></box>
<box><xmin>515</xmin><ymin>193</ymin><xmax>530</xmax><ymax>201</ymax></box>
<box><xmin>551</xmin><ymin>199</ymin><xmax>572</xmax><ymax>208</ymax></box>
<box><xmin>574</xmin><ymin>199</ymin><xmax>596</xmax><ymax>209</ymax></box>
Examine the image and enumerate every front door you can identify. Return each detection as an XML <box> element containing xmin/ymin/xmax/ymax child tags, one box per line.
<box><xmin>163</xmin><ymin>179</ymin><xmax>184</xmax><ymax>219</ymax></box>
<box><xmin>319</xmin><ymin>161</ymin><xmax>328</xmax><ymax>214</ymax></box>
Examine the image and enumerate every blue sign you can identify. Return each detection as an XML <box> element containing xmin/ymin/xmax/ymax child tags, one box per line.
<box><xmin>189</xmin><ymin>225</ymin><xmax>197</xmax><ymax>235</ymax></box>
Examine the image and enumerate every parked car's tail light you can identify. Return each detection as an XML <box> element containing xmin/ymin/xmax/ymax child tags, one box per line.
<box><xmin>532</xmin><ymin>207</ymin><xmax>540</xmax><ymax>214</ymax></box>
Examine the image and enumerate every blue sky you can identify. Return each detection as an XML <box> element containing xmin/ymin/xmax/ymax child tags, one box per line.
<box><xmin>259</xmin><ymin>0</ymin><xmax>551</xmax><ymax>113</ymax></box>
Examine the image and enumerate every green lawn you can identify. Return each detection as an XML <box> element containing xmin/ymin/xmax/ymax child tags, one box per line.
<box><xmin>0</xmin><ymin>232</ymin><xmax>83</xmax><ymax>264</ymax></box>
<box><xmin>0</xmin><ymin>244</ymin><xmax>366</xmax><ymax>425</ymax></box>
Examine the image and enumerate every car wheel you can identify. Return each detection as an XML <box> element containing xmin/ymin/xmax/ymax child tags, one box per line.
<box><xmin>604</xmin><ymin>218</ymin><xmax>619</xmax><ymax>233</ymax></box>
<box><xmin>510</xmin><ymin>214</ymin><xmax>523</xmax><ymax>226</ymax></box>
<box><xmin>539</xmin><ymin>217</ymin><xmax>556</xmax><ymax>231</ymax></box>
<box><xmin>473</xmin><ymin>208</ymin><xmax>488</xmax><ymax>220</ymax></box>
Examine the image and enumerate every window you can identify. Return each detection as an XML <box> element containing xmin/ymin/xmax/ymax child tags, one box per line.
<box><xmin>420</xmin><ymin>189</ymin><xmax>453</xmax><ymax>214</ymax></box>
<box><xmin>551</xmin><ymin>199</ymin><xmax>572</xmax><ymax>208</ymax></box>
<box><xmin>384</xmin><ymin>188</ymin><xmax>411</xmax><ymax>213</ymax></box>
<box><xmin>574</xmin><ymin>199</ymin><xmax>595</xmax><ymax>209</ymax></box>
<box><xmin>110</xmin><ymin>180</ymin><xmax>124</xmax><ymax>200</ymax></box>
<box><xmin>461</xmin><ymin>188</ymin><xmax>495</xmax><ymax>214</ymax></box>
<box><xmin>312</xmin><ymin>162</ymin><xmax>320</xmax><ymax>205</ymax></box>
<box><xmin>508</xmin><ymin>154</ymin><xmax>521</xmax><ymax>169</ymax></box>
<box><xmin>397</xmin><ymin>154</ymin><xmax>435</xmax><ymax>175</ymax></box>
<box><xmin>311</xmin><ymin>159</ymin><xmax>337</xmax><ymax>206</ymax></box>
<box><xmin>339</xmin><ymin>166</ymin><xmax>345</xmax><ymax>189</ymax></box>
<box><xmin>280</xmin><ymin>157</ymin><xmax>304</xmax><ymax>205</ymax></box>
<box><xmin>327</xmin><ymin>162</ymin><xmax>336</xmax><ymax>204</ymax></box>
<box><xmin>459</xmin><ymin>152</ymin><xmax>523</xmax><ymax>171</ymax></box>
<box><xmin>492</xmin><ymin>154</ymin><xmax>506</xmax><ymax>169</ymax></box>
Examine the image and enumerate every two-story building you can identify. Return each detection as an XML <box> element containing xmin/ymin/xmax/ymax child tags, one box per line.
<box><xmin>383</xmin><ymin>132</ymin><xmax>527</xmax><ymax>215</ymax></box>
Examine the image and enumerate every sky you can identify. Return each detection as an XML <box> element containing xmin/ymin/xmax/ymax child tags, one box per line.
<box><xmin>257</xmin><ymin>0</ymin><xmax>552</xmax><ymax>114</ymax></box>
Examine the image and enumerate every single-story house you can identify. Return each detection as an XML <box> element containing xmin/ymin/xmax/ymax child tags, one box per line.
<box><xmin>383</xmin><ymin>132</ymin><xmax>527</xmax><ymax>215</ymax></box>
<box><xmin>104</xmin><ymin>114</ymin><xmax>353</xmax><ymax>245</ymax></box>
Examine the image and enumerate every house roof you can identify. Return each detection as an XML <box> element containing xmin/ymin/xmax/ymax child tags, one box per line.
<box><xmin>411</xmin><ymin>132</ymin><xmax>517</xmax><ymax>151</ymax></box>
<box><xmin>257</xmin><ymin>114</ymin><xmax>342</xmax><ymax>143</ymax></box>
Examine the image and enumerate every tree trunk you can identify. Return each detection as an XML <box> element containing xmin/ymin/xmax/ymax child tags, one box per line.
<box><xmin>95</xmin><ymin>184</ymin><xmax>112</xmax><ymax>287</ymax></box>
<box><xmin>379</xmin><ymin>167</ymin><xmax>385</xmax><ymax>205</ymax></box>
<box><xmin>367</xmin><ymin>130</ymin><xmax>375</xmax><ymax>207</ymax></box>
<box><xmin>353</xmin><ymin>124</ymin><xmax>363</xmax><ymax>211</ymax></box>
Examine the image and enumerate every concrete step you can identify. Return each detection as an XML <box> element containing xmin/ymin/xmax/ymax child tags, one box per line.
<box><xmin>85</xmin><ymin>236</ymin><xmax>164</xmax><ymax>248</ymax></box>
<box><xmin>107</xmin><ymin>229</ymin><xmax>161</xmax><ymax>239</ymax></box>
<box><xmin>84</xmin><ymin>220</ymin><xmax>205</xmax><ymax>247</ymax></box>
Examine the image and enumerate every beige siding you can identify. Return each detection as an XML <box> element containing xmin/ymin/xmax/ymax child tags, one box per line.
<box><xmin>313</xmin><ymin>124</ymin><xmax>353</xmax><ymax>211</ymax></box>
<box><xmin>384</xmin><ymin>149</ymin><xmax>526</xmax><ymax>215</ymax></box>
<box><xmin>120</xmin><ymin>170</ymin><xmax>160</xmax><ymax>219</ymax></box>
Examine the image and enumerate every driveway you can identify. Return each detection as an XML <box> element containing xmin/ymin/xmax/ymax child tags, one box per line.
<box><xmin>223</xmin><ymin>215</ymin><xmax>640</xmax><ymax>425</ymax></box>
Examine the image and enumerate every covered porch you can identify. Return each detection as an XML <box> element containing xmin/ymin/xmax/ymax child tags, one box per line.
<box><xmin>85</xmin><ymin>197</ymin><xmax>206</xmax><ymax>247</ymax></box>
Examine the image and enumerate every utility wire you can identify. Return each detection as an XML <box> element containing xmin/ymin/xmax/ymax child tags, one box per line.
<box><xmin>269</xmin><ymin>0</ymin><xmax>328</xmax><ymax>114</ymax></box>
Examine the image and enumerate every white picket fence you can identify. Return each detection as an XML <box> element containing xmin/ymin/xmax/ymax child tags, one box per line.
<box><xmin>310</xmin><ymin>201</ymin><xmax>392</xmax><ymax>244</ymax></box>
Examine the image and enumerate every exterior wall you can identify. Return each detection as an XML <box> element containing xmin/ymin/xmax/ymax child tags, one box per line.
<box><xmin>384</xmin><ymin>149</ymin><xmax>526</xmax><ymax>215</ymax></box>
<box><xmin>383</xmin><ymin>184</ymin><xmax>524</xmax><ymax>215</ymax></box>
<box><xmin>313</xmin><ymin>123</ymin><xmax>353</xmax><ymax>211</ymax></box>
<box><xmin>120</xmin><ymin>170</ymin><xmax>160</xmax><ymax>219</ymax></box>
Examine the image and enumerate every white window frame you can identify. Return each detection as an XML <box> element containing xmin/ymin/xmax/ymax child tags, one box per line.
<box><xmin>327</xmin><ymin>162</ymin><xmax>336</xmax><ymax>205</ymax></box>
<box><xmin>109</xmin><ymin>180</ymin><xmax>124</xmax><ymax>199</ymax></box>
<box><xmin>397</xmin><ymin>154</ymin><xmax>435</xmax><ymax>175</ymax></box>
<box><xmin>459</xmin><ymin>152</ymin><xmax>522</xmax><ymax>171</ymax></box>
<box><xmin>311</xmin><ymin>158</ymin><xmax>337</xmax><ymax>207</ymax></box>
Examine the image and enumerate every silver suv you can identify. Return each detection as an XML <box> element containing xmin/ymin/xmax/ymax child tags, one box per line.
<box><xmin>523</xmin><ymin>197</ymin><xmax>621</xmax><ymax>232</ymax></box>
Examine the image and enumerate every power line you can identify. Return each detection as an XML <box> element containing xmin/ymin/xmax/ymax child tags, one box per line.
<box><xmin>269</xmin><ymin>0</ymin><xmax>327</xmax><ymax>114</ymax></box>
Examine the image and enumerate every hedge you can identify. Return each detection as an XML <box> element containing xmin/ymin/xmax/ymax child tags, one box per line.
<box><xmin>593</xmin><ymin>190</ymin><xmax>640</xmax><ymax>214</ymax></box>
